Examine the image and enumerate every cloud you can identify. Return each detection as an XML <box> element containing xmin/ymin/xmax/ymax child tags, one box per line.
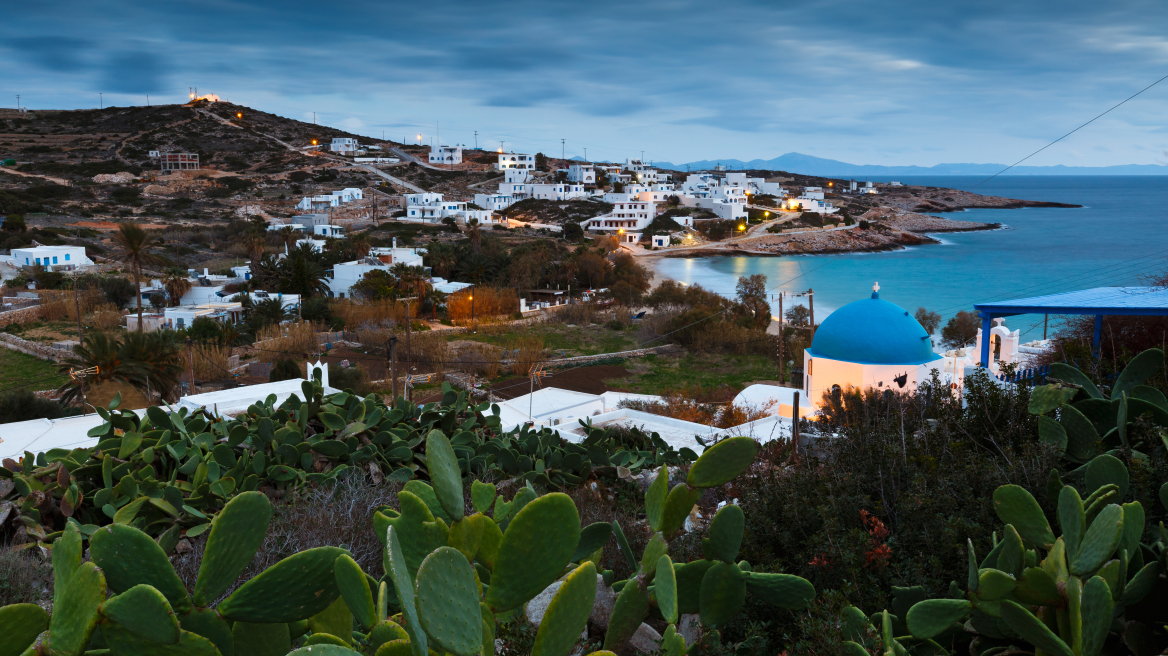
<box><xmin>101</xmin><ymin>51</ymin><xmax>169</xmax><ymax>94</ymax></box>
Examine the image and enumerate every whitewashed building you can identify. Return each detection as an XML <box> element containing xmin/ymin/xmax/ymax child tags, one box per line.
<box><xmin>474</xmin><ymin>193</ymin><xmax>516</xmax><ymax>211</ymax></box>
<box><xmin>582</xmin><ymin>199</ymin><xmax>656</xmax><ymax>243</ymax></box>
<box><xmin>496</xmin><ymin>152</ymin><xmax>535</xmax><ymax>171</ymax></box>
<box><xmin>566</xmin><ymin>163</ymin><xmax>596</xmax><ymax>185</ymax></box>
<box><xmin>330</xmin><ymin>138</ymin><xmax>359</xmax><ymax>155</ymax></box>
<box><xmin>529</xmin><ymin>183</ymin><xmax>586</xmax><ymax>201</ymax></box>
<box><xmin>428</xmin><ymin>145</ymin><xmax>463</xmax><ymax>166</ymax></box>
<box><xmin>404</xmin><ymin>193</ymin><xmax>495</xmax><ymax>224</ymax></box>
<box><xmin>326</xmin><ymin>246</ymin><xmax>428</xmax><ymax>299</ymax></box>
<box><xmin>8</xmin><ymin>246</ymin><xmax>93</xmax><ymax>271</ymax></box>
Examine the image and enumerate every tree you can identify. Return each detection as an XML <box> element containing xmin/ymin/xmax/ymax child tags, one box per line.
<box><xmin>467</xmin><ymin>220</ymin><xmax>482</xmax><ymax>256</ymax></box>
<box><xmin>2</xmin><ymin>214</ymin><xmax>26</xmax><ymax>232</ymax></box>
<box><xmin>111</xmin><ymin>223</ymin><xmax>163</xmax><ymax>331</ymax></box>
<box><xmin>350</xmin><ymin>231</ymin><xmax>372</xmax><ymax>258</ymax></box>
<box><xmin>0</xmin><ymin>388</ymin><xmax>65</xmax><ymax>423</ymax></box>
<box><xmin>609</xmin><ymin>252</ymin><xmax>651</xmax><ymax>305</ymax></box>
<box><xmin>100</xmin><ymin>277</ymin><xmax>137</xmax><ymax>309</ymax></box>
<box><xmin>162</xmin><ymin>267</ymin><xmax>192</xmax><ymax>306</ymax></box>
<box><xmin>735</xmin><ymin>274</ymin><xmax>771</xmax><ymax>329</ymax></box>
<box><xmin>242</xmin><ymin>235</ymin><xmax>266</xmax><ymax>263</ymax></box>
<box><xmin>351</xmin><ymin>269</ymin><xmax>399</xmax><ymax>301</ymax></box>
<box><xmin>269</xmin><ymin>359</ymin><xmax>301</xmax><ymax>382</ymax></box>
<box><xmin>941</xmin><ymin>310</ymin><xmax>980</xmax><ymax>349</ymax></box>
<box><xmin>425</xmin><ymin>242</ymin><xmax>458</xmax><ymax>279</ymax></box>
<box><xmin>785</xmin><ymin>304</ymin><xmax>810</xmax><ymax>326</ymax></box>
<box><xmin>56</xmin><ymin>330</ymin><xmax>183</xmax><ymax>405</ymax></box>
<box><xmin>914</xmin><ymin>307</ymin><xmax>941</xmax><ymax>335</ymax></box>
<box><xmin>277</xmin><ymin>243</ymin><xmax>330</xmax><ymax>297</ymax></box>
<box><xmin>562</xmin><ymin>222</ymin><xmax>583</xmax><ymax>242</ymax></box>
<box><xmin>535</xmin><ymin>152</ymin><xmax>548</xmax><ymax>171</ymax></box>
<box><xmin>187</xmin><ymin>317</ymin><xmax>222</xmax><ymax>342</ymax></box>
<box><xmin>576</xmin><ymin>252</ymin><xmax>609</xmax><ymax>289</ymax></box>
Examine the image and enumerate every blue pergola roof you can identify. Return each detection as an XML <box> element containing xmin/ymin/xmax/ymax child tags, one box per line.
<box><xmin>974</xmin><ymin>287</ymin><xmax>1168</xmax><ymax>317</ymax></box>
<box><xmin>972</xmin><ymin>286</ymin><xmax>1168</xmax><ymax>367</ymax></box>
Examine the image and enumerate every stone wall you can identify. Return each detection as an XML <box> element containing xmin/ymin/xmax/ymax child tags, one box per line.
<box><xmin>0</xmin><ymin>304</ymin><xmax>42</xmax><ymax>328</ymax></box>
<box><xmin>0</xmin><ymin>332</ymin><xmax>62</xmax><ymax>362</ymax></box>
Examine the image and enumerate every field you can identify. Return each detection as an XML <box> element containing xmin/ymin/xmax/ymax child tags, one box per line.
<box><xmin>0</xmin><ymin>348</ymin><xmax>67</xmax><ymax>391</ymax></box>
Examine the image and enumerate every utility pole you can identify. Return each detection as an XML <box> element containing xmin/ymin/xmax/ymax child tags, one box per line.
<box><xmin>313</xmin><ymin>112</ymin><xmax>316</xmax><ymax>124</ymax></box>
<box><xmin>186</xmin><ymin>337</ymin><xmax>196</xmax><ymax>396</ymax></box>
<box><xmin>404</xmin><ymin>300</ymin><xmax>413</xmax><ymax>401</ymax></box>
<box><xmin>15</xmin><ymin>95</ymin><xmax>19</xmax><ymax>110</ymax></box>
<box><xmin>1043</xmin><ymin>314</ymin><xmax>1048</xmax><ymax>340</ymax></box>
<box><xmin>777</xmin><ymin>292</ymin><xmax>784</xmax><ymax>383</ymax></box>
<box><xmin>584</xmin><ymin>147</ymin><xmax>587</xmax><ymax>162</ymax></box>
<box><xmin>388</xmin><ymin>335</ymin><xmax>399</xmax><ymax>400</ymax></box>
<box><xmin>474</xmin><ymin>131</ymin><xmax>477</xmax><ymax>149</ymax></box>
<box><xmin>808</xmin><ymin>289</ymin><xmax>815</xmax><ymax>341</ymax></box>
<box><xmin>561</xmin><ymin>139</ymin><xmax>565</xmax><ymax>160</ymax></box>
<box><xmin>99</xmin><ymin>93</ymin><xmax>103</xmax><ymax>109</ymax></box>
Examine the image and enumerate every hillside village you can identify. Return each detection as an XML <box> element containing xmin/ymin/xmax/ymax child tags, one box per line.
<box><xmin>1</xmin><ymin>100</ymin><xmax>1167</xmax><ymax>656</ymax></box>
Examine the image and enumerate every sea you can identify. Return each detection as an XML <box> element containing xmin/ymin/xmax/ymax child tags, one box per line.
<box><xmin>652</xmin><ymin>176</ymin><xmax>1168</xmax><ymax>340</ymax></box>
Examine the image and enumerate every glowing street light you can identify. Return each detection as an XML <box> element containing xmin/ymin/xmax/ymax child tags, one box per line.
<box><xmin>236</xmin><ymin>112</ymin><xmax>242</xmax><ymax>119</ymax></box>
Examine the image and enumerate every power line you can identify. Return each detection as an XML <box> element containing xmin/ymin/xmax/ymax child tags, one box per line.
<box><xmin>969</xmin><ymin>72</ymin><xmax>1168</xmax><ymax>190</ymax></box>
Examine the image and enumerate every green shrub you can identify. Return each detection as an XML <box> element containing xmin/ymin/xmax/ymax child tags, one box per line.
<box><xmin>268</xmin><ymin>358</ymin><xmax>301</xmax><ymax>382</ymax></box>
<box><xmin>0</xmin><ymin>388</ymin><xmax>67</xmax><ymax>423</ymax></box>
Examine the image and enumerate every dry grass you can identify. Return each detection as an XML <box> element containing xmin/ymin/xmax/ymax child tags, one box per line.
<box><xmin>507</xmin><ymin>335</ymin><xmax>545</xmax><ymax>376</ymax></box>
<box><xmin>450</xmin><ymin>341</ymin><xmax>502</xmax><ymax>377</ymax></box>
<box><xmin>34</xmin><ymin>289</ymin><xmax>105</xmax><ymax>322</ymax></box>
<box><xmin>254</xmin><ymin>321</ymin><xmax>322</xmax><ymax>363</ymax></box>
<box><xmin>192</xmin><ymin>344</ymin><xmax>231</xmax><ymax>380</ymax></box>
<box><xmin>447</xmin><ymin>288</ymin><xmax>518</xmax><ymax>325</ymax></box>
<box><xmin>85</xmin><ymin>303</ymin><xmax>124</xmax><ymax>331</ymax></box>
<box><xmin>554</xmin><ymin>302</ymin><xmax>600</xmax><ymax>325</ymax></box>
<box><xmin>617</xmin><ymin>391</ymin><xmax>775</xmax><ymax>428</ymax></box>
<box><xmin>0</xmin><ymin>539</ymin><xmax>53</xmax><ymax>608</ymax></box>
<box><xmin>409</xmin><ymin>332</ymin><xmax>451</xmax><ymax>375</ymax></box>
<box><xmin>172</xmin><ymin>477</ymin><xmax>402</xmax><ymax>606</ymax></box>
<box><xmin>331</xmin><ymin>299</ymin><xmax>410</xmax><ymax>328</ymax></box>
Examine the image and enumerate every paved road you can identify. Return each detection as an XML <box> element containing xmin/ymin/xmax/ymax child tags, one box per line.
<box><xmin>358</xmin><ymin>165</ymin><xmax>424</xmax><ymax>193</ymax></box>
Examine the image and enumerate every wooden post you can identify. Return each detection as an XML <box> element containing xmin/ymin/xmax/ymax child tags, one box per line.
<box><xmin>808</xmin><ymin>289</ymin><xmax>815</xmax><ymax>341</ymax></box>
<box><xmin>777</xmin><ymin>292</ymin><xmax>784</xmax><ymax>383</ymax></box>
<box><xmin>790</xmin><ymin>390</ymin><xmax>801</xmax><ymax>464</ymax></box>
<box><xmin>186</xmin><ymin>337</ymin><xmax>196</xmax><ymax>396</ymax></box>
<box><xmin>388</xmin><ymin>335</ymin><xmax>398</xmax><ymax>401</ymax></box>
<box><xmin>1043</xmin><ymin>314</ymin><xmax>1048</xmax><ymax>340</ymax></box>
<box><xmin>405</xmin><ymin>300</ymin><xmax>413</xmax><ymax>402</ymax></box>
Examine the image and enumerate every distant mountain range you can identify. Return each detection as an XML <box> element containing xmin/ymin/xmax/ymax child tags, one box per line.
<box><xmin>643</xmin><ymin>152</ymin><xmax>1168</xmax><ymax>176</ymax></box>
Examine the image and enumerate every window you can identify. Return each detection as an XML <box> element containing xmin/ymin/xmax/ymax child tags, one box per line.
<box><xmin>65</xmin><ymin>254</ymin><xmax>70</xmax><ymax>261</ymax></box>
<box><xmin>24</xmin><ymin>258</ymin><xmax>28</xmax><ymax>265</ymax></box>
<box><xmin>35</xmin><ymin>258</ymin><xmax>40</xmax><ymax>265</ymax></box>
<box><xmin>177</xmin><ymin>318</ymin><xmax>185</xmax><ymax>328</ymax></box>
<box><xmin>52</xmin><ymin>257</ymin><xmax>58</xmax><ymax>264</ymax></box>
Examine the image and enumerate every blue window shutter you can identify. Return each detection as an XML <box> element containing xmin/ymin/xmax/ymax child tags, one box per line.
<box><xmin>65</xmin><ymin>254</ymin><xmax>70</xmax><ymax>261</ymax></box>
<box><xmin>53</xmin><ymin>257</ymin><xmax>58</xmax><ymax>264</ymax></box>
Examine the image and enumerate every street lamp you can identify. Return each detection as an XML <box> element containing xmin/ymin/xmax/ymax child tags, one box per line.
<box><xmin>236</xmin><ymin>112</ymin><xmax>242</xmax><ymax>119</ymax></box>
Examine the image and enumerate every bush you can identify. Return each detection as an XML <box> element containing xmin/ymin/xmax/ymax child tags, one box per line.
<box><xmin>2</xmin><ymin>214</ymin><xmax>26</xmax><ymax>232</ymax></box>
<box><xmin>330</xmin><ymin>363</ymin><xmax>372</xmax><ymax>395</ymax></box>
<box><xmin>269</xmin><ymin>358</ymin><xmax>301</xmax><ymax>382</ymax></box>
<box><xmin>0</xmin><ymin>542</ymin><xmax>52</xmax><ymax>606</ymax></box>
<box><xmin>110</xmin><ymin>186</ymin><xmax>142</xmax><ymax>204</ymax></box>
<box><xmin>98</xmin><ymin>276</ymin><xmax>136</xmax><ymax>308</ymax></box>
<box><xmin>0</xmin><ymin>388</ymin><xmax>67</xmax><ymax>423</ymax></box>
<box><xmin>562</xmin><ymin>222</ymin><xmax>583</xmax><ymax>241</ymax></box>
<box><xmin>187</xmin><ymin>317</ymin><xmax>222</xmax><ymax>342</ymax></box>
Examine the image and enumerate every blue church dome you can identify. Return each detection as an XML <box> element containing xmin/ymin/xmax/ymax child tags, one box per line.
<box><xmin>806</xmin><ymin>291</ymin><xmax>941</xmax><ymax>365</ymax></box>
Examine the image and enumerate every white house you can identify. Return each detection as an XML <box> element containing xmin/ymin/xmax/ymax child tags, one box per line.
<box><xmin>529</xmin><ymin>183</ymin><xmax>586</xmax><ymax>201</ymax></box>
<box><xmin>8</xmin><ymin>246</ymin><xmax>93</xmax><ymax>271</ymax></box>
<box><xmin>325</xmin><ymin>246</ymin><xmax>428</xmax><ymax>299</ymax></box>
<box><xmin>496</xmin><ymin>152</ymin><xmax>535</xmax><ymax>171</ymax></box>
<box><xmin>404</xmin><ymin>193</ymin><xmax>495</xmax><ymax>224</ymax></box>
<box><xmin>428</xmin><ymin>145</ymin><xmax>463</xmax><ymax>166</ymax></box>
<box><xmin>498</xmin><ymin>168</ymin><xmax>531</xmax><ymax>201</ymax></box>
<box><xmin>783</xmin><ymin>197</ymin><xmax>839</xmax><ymax>214</ymax></box>
<box><xmin>625</xmin><ymin>159</ymin><xmax>658</xmax><ymax>184</ymax></box>
<box><xmin>583</xmin><ymin>199</ymin><xmax>656</xmax><ymax>243</ymax></box>
<box><xmin>566</xmin><ymin>163</ymin><xmax>596</xmax><ymax>185</ymax></box>
<box><xmin>296</xmin><ymin>195</ymin><xmax>340</xmax><ymax>211</ymax></box>
<box><xmin>474</xmin><ymin>193</ymin><xmax>516</xmax><ymax>211</ymax></box>
<box><xmin>330</xmin><ymin>138</ymin><xmax>359</xmax><ymax>155</ymax></box>
<box><xmin>163</xmin><ymin>302</ymin><xmax>245</xmax><ymax>331</ymax></box>
<box><xmin>312</xmin><ymin>224</ymin><xmax>345</xmax><ymax>238</ymax></box>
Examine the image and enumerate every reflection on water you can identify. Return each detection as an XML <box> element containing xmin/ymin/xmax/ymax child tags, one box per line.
<box><xmin>651</xmin><ymin>176</ymin><xmax>1168</xmax><ymax>340</ymax></box>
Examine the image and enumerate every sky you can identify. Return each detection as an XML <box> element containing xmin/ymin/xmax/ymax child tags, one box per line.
<box><xmin>3</xmin><ymin>0</ymin><xmax>1168</xmax><ymax>167</ymax></box>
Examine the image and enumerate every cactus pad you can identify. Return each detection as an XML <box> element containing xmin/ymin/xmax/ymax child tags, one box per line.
<box><xmin>100</xmin><ymin>583</ymin><xmax>181</xmax><ymax>645</ymax></box>
<box><xmin>686</xmin><ymin>437</ymin><xmax>756</xmax><ymax>488</ymax></box>
<box><xmin>287</xmin><ymin>646</ymin><xmax>365</xmax><ymax>656</ymax></box>
<box><xmin>1070</xmin><ymin>503</ymin><xmax>1123</xmax><ymax>575</ymax></box>
<box><xmin>655</xmin><ymin>556</ymin><xmax>678</xmax><ymax>624</ymax></box>
<box><xmin>705</xmin><ymin>504</ymin><xmax>744</xmax><ymax>563</ymax></box>
<box><xmin>603</xmin><ymin>580</ymin><xmax>649</xmax><ymax>652</ymax></box>
<box><xmin>101</xmin><ymin>625</ymin><xmax>223</xmax><ymax>656</ymax></box>
<box><xmin>386</xmin><ymin>525</ymin><xmax>428</xmax><ymax>656</ymax></box>
<box><xmin>1081</xmin><ymin>575</ymin><xmax>1114</xmax><ymax>656</ymax></box>
<box><xmin>486</xmin><ymin>493</ymin><xmax>580</xmax><ymax>612</ymax></box>
<box><xmin>386</xmin><ymin>491</ymin><xmax>452</xmax><ymax>577</ymax></box>
<box><xmin>742</xmin><ymin>571</ymin><xmax>815</xmax><ymax>610</ymax></box>
<box><xmin>0</xmin><ymin>604</ymin><xmax>49</xmax><ymax>656</ymax></box>
<box><xmin>645</xmin><ymin>467</ymin><xmax>668</xmax><ymax>532</ymax></box>
<box><xmin>403</xmin><ymin>480</ymin><xmax>454</xmax><ymax>524</ymax></box>
<box><xmin>905</xmin><ymin>599</ymin><xmax>972</xmax><ymax>639</ymax></box>
<box><xmin>309</xmin><ymin>595</ymin><xmax>354</xmax><ymax>646</ymax></box>
<box><xmin>335</xmin><ymin>553</ymin><xmax>377</xmax><ymax>631</ymax></box>
<box><xmin>52</xmin><ymin>522</ymin><xmax>83</xmax><ymax>609</ymax></box>
<box><xmin>1057</xmin><ymin>486</ymin><xmax>1085</xmax><ymax>559</ymax></box>
<box><xmin>368</xmin><ymin>620</ymin><xmax>410</xmax><ymax>651</ymax></box>
<box><xmin>532</xmin><ymin>562</ymin><xmax>598</xmax><ymax>656</ymax></box>
<box><xmin>218</xmin><ymin>546</ymin><xmax>349</xmax><ymax>623</ymax></box>
<box><xmin>448</xmin><ymin>513</ymin><xmax>486</xmax><ymax>563</ymax></box>
<box><xmin>425</xmin><ymin>430</ymin><xmax>465</xmax><ymax>522</ymax></box>
<box><xmin>999</xmin><ymin>600</ymin><xmax>1074</xmax><ymax>656</ymax></box>
<box><xmin>416</xmin><ymin>547</ymin><xmax>482</xmax><ymax>656</ymax></box>
<box><xmin>374</xmin><ymin>639</ymin><xmax>414</xmax><ymax>656</ymax></box>
<box><xmin>1085</xmin><ymin>454</ymin><xmax>1129</xmax><ymax>499</ymax></box>
<box><xmin>90</xmin><ymin>523</ymin><xmax>192</xmax><ymax>613</ymax></box>
<box><xmin>572</xmin><ymin>522</ymin><xmax>613</xmax><ymax>563</ymax></box>
<box><xmin>480</xmin><ymin>603</ymin><xmax>494</xmax><ymax>656</ymax></box>
<box><xmin>180</xmin><ymin>607</ymin><xmax>234</xmax><ymax>656</ymax></box>
<box><xmin>992</xmin><ymin>485</ymin><xmax>1056</xmax><ymax>549</ymax></box>
<box><xmin>306</xmin><ymin>633</ymin><xmax>351</xmax><ymax>646</ymax></box>
<box><xmin>49</xmin><ymin>560</ymin><xmax>107</xmax><ymax>656</ymax></box>
<box><xmin>231</xmin><ymin>621</ymin><xmax>292</xmax><ymax>656</ymax></box>
<box><xmin>471</xmin><ymin>480</ymin><xmax>497</xmax><ymax>515</ymax></box>
<box><xmin>699</xmin><ymin>561</ymin><xmax>746</xmax><ymax>627</ymax></box>
<box><xmin>674</xmin><ymin>559</ymin><xmax>714</xmax><ymax>615</ymax></box>
<box><xmin>660</xmin><ymin>485</ymin><xmax>702</xmax><ymax>536</ymax></box>
<box><xmin>193</xmin><ymin>490</ymin><xmax>273</xmax><ymax>606</ymax></box>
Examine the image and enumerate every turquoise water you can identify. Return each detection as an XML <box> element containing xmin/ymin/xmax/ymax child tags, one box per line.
<box><xmin>653</xmin><ymin>176</ymin><xmax>1168</xmax><ymax>339</ymax></box>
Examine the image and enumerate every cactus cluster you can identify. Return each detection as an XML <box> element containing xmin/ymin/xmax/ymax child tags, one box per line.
<box><xmin>0</xmin><ymin>382</ymin><xmax>696</xmax><ymax>545</ymax></box>
<box><xmin>373</xmin><ymin>431</ymin><xmax>816</xmax><ymax>656</ymax></box>
<box><xmin>1031</xmin><ymin>347</ymin><xmax>1168</xmax><ymax>464</ymax></box>
<box><xmin>845</xmin><ymin>454</ymin><xmax>1167</xmax><ymax>656</ymax></box>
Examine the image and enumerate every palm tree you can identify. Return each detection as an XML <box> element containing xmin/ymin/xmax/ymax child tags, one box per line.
<box><xmin>425</xmin><ymin>242</ymin><xmax>458</xmax><ymax>279</ymax></box>
<box><xmin>119</xmin><ymin>331</ymin><xmax>183</xmax><ymax>402</ymax></box>
<box><xmin>279</xmin><ymin>226</ymin><xmax>299</xmax><ymax>253</ymax></box>
<box><xmin>466</xmin><ymin>220</ymin><xmax>482</xmax><ymax>256</ymax></box>
<box><xmin>279</xmin><ymin>243</ymin><xmax>330</xmax><ymax>297</ymax></box>
<box><xmin>252</xmin><ymin>297</ymin><xmax>293</xmax><ymax>327</ymax></box>
<box><xmin>350</xmin><ymin>231</ymin><xmax>372</xmax><ymax>258</ymax></box>
<box><xmin>56</xmin><ymin>332</ymin><xmax>127</xmax><ymax>406</ymax></box>
<box><xmin>111</xmin><ymin>223</ymin><xmax>163</xmax><ymax>331</ymax></box>
<box><xmin>242</xmin><ymin>235</ymin><xmax>266</xmax><ymax>263</ymax></box>
<box><xmin>162</xmin><ymin>267</ymin><xmax>192</xmax><ymax>307</ymax></box>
